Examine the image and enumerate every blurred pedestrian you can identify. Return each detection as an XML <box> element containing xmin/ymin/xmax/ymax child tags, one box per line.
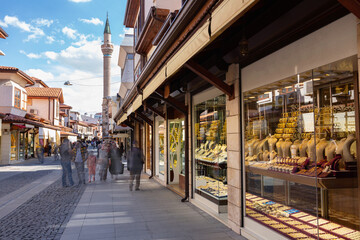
<box><xmin>97</xmin><ymin>140</ymin><xmax>110</xmax><ymax>181</ymax></box>
<box><xmin>36</xmin><ymin>140</ymin><xmax>45</xmax><ymax>164</ymax></box>
<box><xmin>119</xmin><ymin>142</ymin><xmax>124</xmax><ymax>158</ymax></box>
<box><xmin>109</xmin><ymin>141</ymin><xmax>123</xmax><ymax>178</ymax></box>
<box><xmin>72</xmin><ymin>140</ymin><xmax>87</xmax><ymax>185</ymax></box>
<box><xmin>48</xmin><ymin>143</ymin><xmax>52</xmax><ymax>157</ymax></box>
<box><xmin>127</xmin><ymin>141</ymin><xmax>144</xmax><ymax>191</ymax></box>
<box><xmin>59</xmin><ymin>139</ymin><xmax>74</xmax><ymax>187</ymax></box>
<box><xmin>87</xmin><ymin>142</ymin><xmax>97</xmax><ymax>182</ymax></box>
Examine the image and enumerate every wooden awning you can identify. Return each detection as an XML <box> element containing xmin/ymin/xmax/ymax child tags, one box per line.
<box><xmin>135</xmin><ymin>7</ymin><xmax>170</xmax><ymax>55</ymax></box>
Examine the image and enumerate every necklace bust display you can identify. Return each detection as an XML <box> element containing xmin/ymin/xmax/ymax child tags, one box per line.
<box><xmin>343</xmin><ymin>134</ymin><xmax>356</xmax><ymax>162</ymax></box>
<box><xmin>291</xmin><ymin>140</ymin><xmax>301</xmax><ymax>158</ymax></box>
<box><xmin>316</xmin><ymin>138</ymin><xmax>329</xmax><ymax>161</ymax></box>
<box><xmin>276</xmin><ymin>138</ymin><xmax>284</xmax><ymax>158</ymax></box>
<box><xmin>282</xmin><ymin>138</ymin><xmax>292</xmax><ymax>158</ymax></box>
<box><xmin>299</xmin><ymin>138</ymin><xmax>309</xmax><ymax>157</ymax></box>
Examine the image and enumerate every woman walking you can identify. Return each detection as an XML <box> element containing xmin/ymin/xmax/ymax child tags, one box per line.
<box><xmin>59</xmin><ymin>139</ymin><xmax>74</xmax><ymax>187</ymax></box>
<box><xmin>87</xmin><ymin>142</ymin><xmax>97</xmax><ymax>182</ymax></box>
<box><xmin>97</xmin><ymin>140</ymin><xmax>110</xmax><ymax>181</ymax></box>
<box><xmin>72</xmin><ymin>141</ymin><xmax>87</xmax><ymax>186</ymax></box>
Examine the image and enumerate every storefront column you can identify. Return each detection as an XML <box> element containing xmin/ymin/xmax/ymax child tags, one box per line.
<box><xmin>0</xmin><ymin>123</ymin><xmax>11</xmax><ymax>164</ymax></box>
<box><xmin>225</xmin><ymin>63</ymin><xmax>242</xmax><ymax>233</ymax></box>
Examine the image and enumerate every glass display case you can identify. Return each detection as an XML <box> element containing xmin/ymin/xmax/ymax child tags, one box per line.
<box><xmin>194</xmin><ymin>94</ymin><xmax>227</xmax><ymax>204</ymax></box>
<box><xmin>244</xmin><ymin>56</ymin><xmax>360</xmax><ymax>239</ymax></box>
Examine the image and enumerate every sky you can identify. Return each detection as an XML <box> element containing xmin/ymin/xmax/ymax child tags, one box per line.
<box><xmin>0</xmin><ymin>0</ymin><xmax>133</xmax><ymax>115</ymax></box>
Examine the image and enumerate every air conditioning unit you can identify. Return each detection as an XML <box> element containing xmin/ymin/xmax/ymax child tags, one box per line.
<box><xmin>30</xmin><ymin>109</ymin><xmax>38</xmax><ymax>115</ymax></box>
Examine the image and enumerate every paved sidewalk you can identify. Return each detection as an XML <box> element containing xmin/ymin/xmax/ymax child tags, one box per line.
<box><xmin>61</xmin><ymin>172</ymin><xmax>246</xmax><ymax>240</ymax></box>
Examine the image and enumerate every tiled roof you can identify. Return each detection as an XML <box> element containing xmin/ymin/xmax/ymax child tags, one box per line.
<box><xmin>2</xmin><ymin>114</ymin><xmax>44</xmax><ymax>127</ymax></box>
<box><xmin>60</xmin><ymin>103</ymin><xmax>72</xmax><ymax>109</ymax></box>
<box><xmin>31</xmin><ymin>77</ymin><xmax>49</xmax><ymax>88</ymax></box>
<box><xmin>0</xmin><ymin>27</ymin><xmax>8</xmax><ymax>39</ymax></box>
<box><xmin>60</xmin><ymin>131</ymin><xmax>78</xmax><ymax>136</ymax></box>
<box><xmin>0</xmin><ymin>66</ymin><xmax>35</xmax><ymax>85</ymax></box>
<box><xmin>1</xmin><ymin>113</ymin><xmax>61</xmax><ymax>130</ymax></box>
<box><xmin>26</xmin><ymin>87</ymin><xmax>64</xmax><ymax>103</ymax></box>
<box><xmin>78</xmin><ymin>121</ymin><xmax>90</xmax><ymax>127</ymax></box>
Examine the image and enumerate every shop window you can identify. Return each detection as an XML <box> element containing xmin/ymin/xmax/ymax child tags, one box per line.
<box><xmin>14</xmin><ymin>88</ymin><xmax>21</xmax><ymax>109</ymax></box>
<box><xmin>243</xmin><ymin>56</ymin><xmax>360</xmax><ymax>239</ymax></box>
<box><xmin>10</xmin><ymin>130</ymin><xmax>18</xmax><ymax>160</ymax></box>
<box><xmin>194</xmin><ymin>94</ymin><xmax>227</xmax><ymax>205</ymax></box>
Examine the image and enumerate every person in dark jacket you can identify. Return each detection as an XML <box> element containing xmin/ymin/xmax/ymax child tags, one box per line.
<box><xmin>109</xmin><ymin>141</ymin><xmax>123</xmax><ymax>177</ymax></box>
<box><xmin>59</xmin><ymin>139</ymin><xmax>74</xmax><ymax>187</ymax></box>
<box><xmin>127</xmin><ymin>141</ymin><xmax>144</xmax><ymax>191</ymax></box>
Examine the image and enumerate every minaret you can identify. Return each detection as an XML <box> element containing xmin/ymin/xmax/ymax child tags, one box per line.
<box><xmin>101</xmin><ymin>13</ymin><xmax>113</xmax><ymax>138</ymax></box>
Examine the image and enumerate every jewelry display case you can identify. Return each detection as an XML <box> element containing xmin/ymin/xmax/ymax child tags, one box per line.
<box><xmin>194</xmin><ymin>94</ymin><xmax>227</xmax><ymax>204</ymax></box>
<box><xmin>243</xmin><ymin>56</ymin><xmax>360</xmax><ymax>238</ymax></box>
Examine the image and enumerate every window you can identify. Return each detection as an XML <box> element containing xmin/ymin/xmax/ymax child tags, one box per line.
<box><xmin>127</xmin><ymin>53</ymin><xmax>134</xmax><ymax>60</ymax></box>
<box><xmin>21</xmin><ymin>92</ymin><xmax>27</xmax><ymax>110</ymax></box>
<box><xmin>55</xmin><ymin>100</ymin><xmax>59</xmax><ymax>118</ymax></box>
<box><xmin>14</xmin><ymin>88</ymin><xmax>21</xmax><ymax>109</ymax></box>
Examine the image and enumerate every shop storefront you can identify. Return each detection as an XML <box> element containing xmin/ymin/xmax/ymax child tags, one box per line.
<box><xmin>193</xmin><ymin>89</ymin><xmax>228</xmax><ymax>213</ymax></box>
<box><xmin>241</xmin><ymin>14</ymin><xmax>360</xmax><ymax>240</ymax></box>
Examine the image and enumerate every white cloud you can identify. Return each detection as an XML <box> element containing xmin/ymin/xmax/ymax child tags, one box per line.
<box><xmin>119</xmin><ymin>27</ymin><xmax>134</xmax><ymax>38</ymax></box>
<box><xmin>33</xmin><ymin>18</ymin><xmax>53</xmax><ymax>27</ymax></box>
<box><xmin>79</xmin><ymin>17</ymin><xmax>103</xmax><ymax>25</ymax></box>
<box><xmin>44</xmin><ymin>51</ymin><xmax>58</xmax><ymax>60</ymax></box>
<box><xmin>59</xmin><ymin>40</ymin><xmax>65</xmax><ymax>45</ymax></box>
<box><xmin>68</xmin><ymin>0</ymin><xmax>91</xmax><ymax>2</ymax></box>
<box><xmin>20</xmin><ymin>50</ymin><xmax>42</xmax><ymax>59</ymax></box>
<box><xmin>0</xmin><ymin>15</ymin><xmax>45</xmax><ymax>41</ymax></box>
<box><xmin>46</xmin><ymin>36</ymin><xmax>55</xmax><ymax>44</ymax></box>
<box><xmin>21</xmin><ymin>33</ymin><xmax>120</xmax><ymax>113</ymax></box>
<box><xmin>62</xmin><ymin>26</ymin><xmax>77</xmax><ymax>39</ymax></box>
<box><xmin>25</xmin><ymin>69</ymin><xmax>55</xmax><ymax>81</ymax></box>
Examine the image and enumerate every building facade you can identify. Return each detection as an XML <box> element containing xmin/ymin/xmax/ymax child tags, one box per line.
<box><xmin>115</xmin><ymin>0</ymin><xmax>360</xmax><ymax>239</ymax></box>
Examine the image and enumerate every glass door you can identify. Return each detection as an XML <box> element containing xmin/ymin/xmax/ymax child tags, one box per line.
<box><xmin>168</xmin><ymin>118</ymin><xmax>185</xmax><ymax>193</ymax></box>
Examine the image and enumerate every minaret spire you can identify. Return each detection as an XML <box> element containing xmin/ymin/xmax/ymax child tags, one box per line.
<box><xmin>104</xmin><ymin>12</ymin><xmax>111</xmax><ymax>34</ymax></box>
<box><xmin>101</xmin><ymin>13</ymin><xmax>114</xmax><ymax>138</ymax></box>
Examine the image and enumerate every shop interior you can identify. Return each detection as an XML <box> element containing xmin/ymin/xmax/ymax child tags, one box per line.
<box><xmin>244</xmin><ymin>56</ymin><xmax>360</xmax><ymax>239</ymax></box>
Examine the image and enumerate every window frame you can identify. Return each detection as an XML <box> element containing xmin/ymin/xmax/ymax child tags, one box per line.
<box><xmin>14</xmin><ymin>88</ymin><xmax>21</xmax><ymax>109</ymax></box>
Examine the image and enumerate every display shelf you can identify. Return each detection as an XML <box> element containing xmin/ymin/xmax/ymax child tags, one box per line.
<box><xmin>246</xmin><ymin>193</ymin><xmax>360</xmax><ymax>240</ymax></box>
<box><xmin>195</xmin><ymin>189</ymin><xmax>227</xmax><ymax>205</ymax></box>
<box><xmin>246</xmin><ymin>166</ymin><xmax>358</xmax><ymax>189</ymax></box>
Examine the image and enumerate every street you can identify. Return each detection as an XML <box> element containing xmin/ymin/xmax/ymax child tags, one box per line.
<box><xmin>0</xmin><ymin>159</ymin><xmax>245</xmax><ymax>240</ymax></box>
<box><xmin>0</xmin><ymin>158</ymin><xmax>85</xmax><ymax>240</ymax></box>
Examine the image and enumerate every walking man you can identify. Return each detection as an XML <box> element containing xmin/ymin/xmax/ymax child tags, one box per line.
<box><xmin>72</xmin><ymin>140</ymin><xmax>87</xmax><ymax>185</ymax></box>
<box><xmin>59</xmin><ymin>139</ymin><xmax>74</xmax><ymax>187</ymax></box>
<box><xmin>127</xmin><ymin>141</ymin><xmax>144</xmax><ymax>191</ymax></box>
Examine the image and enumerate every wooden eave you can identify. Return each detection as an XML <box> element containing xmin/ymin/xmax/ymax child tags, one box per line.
<box><xmin>0</xmin><ymin>69</ymin><xmax>35</xmax><ymax>85</ymax></box>
<box><xmin>135</xmin><ymin>7</ymin><xmax>170</xmax><ymax>55</ymax></box>
<box><xmin>124</xmin><ymin>0</ymin><xmax>140</xmax><ymax>28</ymax></box>
<box><xmin>0</xmin><ymin>27</ymin><xmax>8</xmax><ymax>39</ymax></box>
<box><xmin>152</xmin><ymin>11</ymin><xmax>177</xmax><ymax>46</ymax></box>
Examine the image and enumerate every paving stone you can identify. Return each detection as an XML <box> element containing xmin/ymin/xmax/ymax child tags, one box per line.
<box><xmin>0</xmin><ymin>161</ymin><xmax>86</xmax><ymax>240</ymax></box>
